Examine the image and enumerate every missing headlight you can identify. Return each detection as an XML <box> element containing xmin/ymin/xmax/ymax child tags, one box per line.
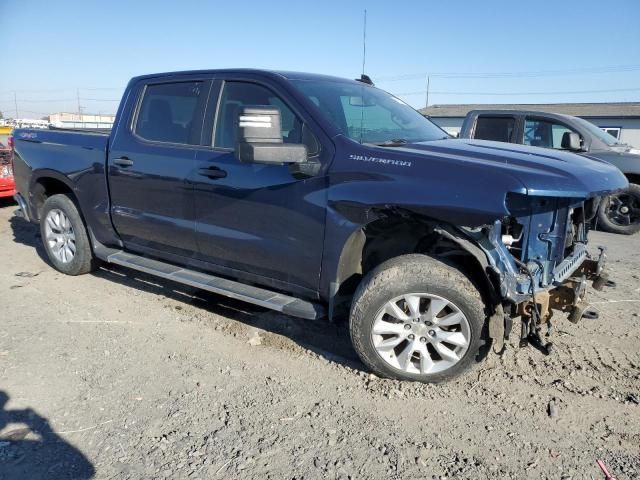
<box><xmin>501</xmin><ymin>216</ymin><xmax>524</xmax><ymax>251</ymax></box>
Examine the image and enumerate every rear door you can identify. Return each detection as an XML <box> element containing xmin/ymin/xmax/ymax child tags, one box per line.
<box><xmin>108</xmin><ymin>77</ymin><xmax>211</xmax><ymax>259</ymax></box>
<box><xmin>191</xmin><ymin>77</ymin><xmax>329</xmax><ymax>296</ymax></box>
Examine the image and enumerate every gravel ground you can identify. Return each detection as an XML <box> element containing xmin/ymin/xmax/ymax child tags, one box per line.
<box><xmin>0</xmin><ymin>197</ymin><xmax>638</xmax><ymax>479</ymax></box>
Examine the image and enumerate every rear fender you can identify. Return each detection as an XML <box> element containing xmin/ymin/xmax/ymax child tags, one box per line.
<box><xmin>29</xmin><ymin>169</ymin><xmax>75</xmax><ymax>221</ymax></box>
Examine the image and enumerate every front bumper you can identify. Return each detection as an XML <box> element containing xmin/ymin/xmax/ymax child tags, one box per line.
<box><xmin>13</xmin><ymin>192</ymin><xmax>30</xmax><ymax>222</ymax></box>
<box><xmin>521</xmin><ymin>246</ymin><xmax>608</xmax><ymax>324</ymax></box>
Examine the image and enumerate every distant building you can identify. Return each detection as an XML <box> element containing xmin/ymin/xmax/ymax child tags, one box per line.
<box><xmin>49</xmin><ymin>112</ymin><xmax>115</xmax><ymax>129</ymax></box>
<box><xmin>420</xmin><ymin>102</ymin><xmax>640</xmax><ymax>147</ymax></box>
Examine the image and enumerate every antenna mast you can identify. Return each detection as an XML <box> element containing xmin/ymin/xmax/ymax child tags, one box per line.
<box><xmin>361</xmin><ymin>9</ymin><xmax>367</xmax><ymax>76</ymax></box>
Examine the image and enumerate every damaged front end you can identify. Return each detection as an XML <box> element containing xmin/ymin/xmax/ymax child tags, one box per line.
<box><xmin>462</xmin><ymin>193</ymin><xmax>612</xmax><ymax>354</ymax></box>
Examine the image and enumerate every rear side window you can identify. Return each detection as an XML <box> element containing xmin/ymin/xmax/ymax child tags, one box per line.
<box><xmin>135</xmin><ymin>82</ymin><xmax>207</xmax><ymax>145</ymax></box>
<box><xmin>474</xmin><ymin>116</ymin><xmax>516</xmax><ymax>143</ymax></box>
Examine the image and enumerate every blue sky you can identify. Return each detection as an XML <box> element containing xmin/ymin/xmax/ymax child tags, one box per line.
<box><xmin>1</xmin><ymin>0</ymin><xmax>639</xmax><ymax>117</ymax></box>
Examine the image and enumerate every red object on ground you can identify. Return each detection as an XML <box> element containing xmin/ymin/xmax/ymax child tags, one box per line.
<box><xmin>596</xmin><ymin>459</ymin><xmax>617</xmax><ymax>480</ymax></box>
<box><xmin>0</xmin><ymin>143</ymin><xmax>16</xmax><ymax>198</ymax></box>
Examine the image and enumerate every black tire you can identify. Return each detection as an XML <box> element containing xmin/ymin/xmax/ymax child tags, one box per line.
<box><xmin>40</xmin><ymin>194</ymin><xmax>98</xmax><ymax>275</ymax></box>
<box><xmin>349</xmin><ymin>254</ymin><xmax>486</xmax><ymax>383</ymax></box>
<box><xmin>596</xmin><ymin>183</ymin><xmax>640</xmax><ymax>235</ymax></box>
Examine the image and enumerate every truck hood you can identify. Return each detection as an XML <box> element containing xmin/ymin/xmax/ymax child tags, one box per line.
<box><xmin>606</xmin><ymin>144</ymin><xmax>640</xmax><ymax>156</ymax></box>
<box><xmin>582</xmin><ymin>149</ymin><xmax>640</xmax><ymax>177</ymax></box>
<box><xmin>395</xmin><ymin>138</ymin><xmax>628</xmax><ymax>198</ymax></box>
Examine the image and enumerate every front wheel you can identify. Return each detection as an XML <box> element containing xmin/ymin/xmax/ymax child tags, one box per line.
<box><xmin>596</xmin><ymin>183</ymin><xmax>640</xmax><ymax>235</ymax></box>
<box><xmin>349</xmin><ymin>254</ymin><xmax>486</xmax><ymax>383</ymax></box>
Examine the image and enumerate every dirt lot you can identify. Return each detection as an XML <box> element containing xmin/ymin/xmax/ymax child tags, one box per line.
<box><xmin>0</xmin><ymin>198</ymin><xmax>638</xmax><ymax>480</ymax></box>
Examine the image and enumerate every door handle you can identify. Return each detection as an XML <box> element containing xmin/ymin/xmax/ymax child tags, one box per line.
<box><xmin>113</xmin><ymin>157</ymin><xmax>134</xmax><ymax>167</ymax></box>
<box><xmin>198</xmin><ymin>166</ymin><xmax>227</xmax><ymax>179</ymax></box>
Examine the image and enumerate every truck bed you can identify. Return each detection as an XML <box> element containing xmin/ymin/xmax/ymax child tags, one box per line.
<box><xmin>12</xmin><ymin>127</ymin><xmax>111</xmax><ymax>231</ymax></box>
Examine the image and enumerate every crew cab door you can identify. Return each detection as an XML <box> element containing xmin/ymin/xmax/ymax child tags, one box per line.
<box><xmin>108</xmin><ymin>77</ymin><xmax>210</xmax><ymax>258</ymax></box>
<box><xmin>191</xmin><ymin>77</ymin><xmax>329</xmax><ymax>296</ymax></box>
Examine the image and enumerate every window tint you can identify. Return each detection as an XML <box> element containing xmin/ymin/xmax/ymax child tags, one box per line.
<box><xmin>214</xmin><ymin>82</ymin><xmax>303</xmax><ymax>149</ymax></box>
<box><xmin>135</xmin><ymin>82</ymin><xmax>206</xmax><ymax>145</ymax></box>
<box><xmin>524</xmin><ymin>119</ymin><xmax>577</xmax><ymax>149</ymax></box>
<box><xmin>474</xmin><ymin>116</ymin><xmax>515</xmax><ymax>142</ymax></box>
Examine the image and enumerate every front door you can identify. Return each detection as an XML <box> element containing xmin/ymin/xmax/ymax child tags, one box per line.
<box><xmin>108</xmin><ymin>78</ymin><xmax>210</xmax><ymax>259</ymax></box>
<box><xmin>192</xmin><ymin>79</ymin><xmax>328</xmax><ymax>295</ymax></box>
<box><xmin>522</xmin><ymin>117</ymin><xmax>581</xmax><ymax>150</ymax></box>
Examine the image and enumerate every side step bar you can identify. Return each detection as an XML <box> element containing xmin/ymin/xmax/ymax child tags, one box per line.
<box><xmin>104</xmin><ymin>251</ymin><xmax>325</xmax><ymax>321</ymax></box>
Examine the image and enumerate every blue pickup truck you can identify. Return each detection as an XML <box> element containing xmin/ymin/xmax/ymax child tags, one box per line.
<box><xmin>11</xmin><ymin>69</ymin><xmax>627</xmax><ymax>382</ymax></box>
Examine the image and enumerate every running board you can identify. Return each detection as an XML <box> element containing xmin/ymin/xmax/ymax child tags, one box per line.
<box><xmin>104</xmin><ymin>251</ymin><xmax>325</xmax><ymax>320</ymax></box>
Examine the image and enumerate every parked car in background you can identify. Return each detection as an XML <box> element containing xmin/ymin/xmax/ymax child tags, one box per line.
<box><xmin>0</xmin><ymin>141</ymin><xmax>16</xmax><ymax>199</ymax></box>
<box><xmin>460</xmin><ymin>110</ymin><xmax>640</xmax><ymax>235</ymax></box>
<box><xmin>11</xmin><ymin>69</ymin><xmax>627</xmax><ymax>383</ymax></box>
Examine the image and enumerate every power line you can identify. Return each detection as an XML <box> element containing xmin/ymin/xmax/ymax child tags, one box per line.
<box><xmin>0</xmin><ymin>98</ymin><xmax>77</xmax><ymax>103</ymax></box>
<box><xmin>0</xmin><ymin>98</ymin><xmax>120</xmax><ymax>102</ymax></box>
<box><xmin>376</xmin><ymin>64</ymin><xmax>640</xmax><ymax>82</ymax></box>
<box><xmin>0</xmin><ymin>87</ymin><xmax>124</xmax><ymax>95</ymax></box>
<box><xmin>394</xmin><ymin>87</ymin><xmax>640</xmax><ymax>97</ymax></box>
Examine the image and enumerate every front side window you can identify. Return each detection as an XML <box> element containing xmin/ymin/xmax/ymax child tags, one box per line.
<box><xmin>135</xmin><ymin>81</ymin><xmax>206</xmax><ymax>145</ymax></box>
<box><xmin>474</xmin><ymin>116</ymin><xmax>515</xmax><ymax>142</ymax></box>
<box><xmin>290</xmin><ymin>79</ymin><xmax>447</xmax><ymax>145</ymax></box>
<box><xmin>214</xmin><ymin>82</ymin><xmax>303</xmax><ymax>149</ymax></box>
<box><xmin>524</xmin><ymin>118</ymin><xmax>577</xmax><ymax>149</ymax></box>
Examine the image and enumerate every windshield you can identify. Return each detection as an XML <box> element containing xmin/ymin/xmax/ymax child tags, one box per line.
<box><xmin>290</xmin><ymin>79</ymin><xmax>448</xmax><ymax>144</ymax></box>
<box><xmin>573</xmin><ymin>117</ymin><xmax>624</xmax><ymax>147</ymax></box>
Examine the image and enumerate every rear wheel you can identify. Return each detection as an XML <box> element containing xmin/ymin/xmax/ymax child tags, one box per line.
<box><xmin>349</xmin><ymin>254</ymin><xmax>486</xmax><ymax>383</ymax></box>
<box><xmin>597</xmin><ymin>183</ymin><xmax>640</xmax><ymax>235</ymax></box>
<box><xmin>40</xmin><ymin>194</ymin><xmax>98</xmax><ymax>275</ymax></box>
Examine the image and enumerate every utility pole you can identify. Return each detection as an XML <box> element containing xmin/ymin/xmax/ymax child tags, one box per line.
<box><xmin>13</xmin><ymin>92</ymin><xmax>19</xmax><ymax>118</ymax></box>
<box><xmin>77</xmin><ymin>88</ymin><xmax>84</xmax><ymax>127</ymax></box>
<box><xmin>425</xmin><ymin>75</ymin><xmax>431</xmax><ymax>109</ymax></box>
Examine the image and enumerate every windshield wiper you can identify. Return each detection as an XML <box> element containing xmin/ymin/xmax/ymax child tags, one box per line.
<box><xmin>375</xmin><ymin>138</ymin><xmax>408</xmax><ymax>147</ymax></box>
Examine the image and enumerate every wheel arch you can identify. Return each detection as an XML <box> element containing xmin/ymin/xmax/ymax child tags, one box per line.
<box><xmin>330</xmin><ymin>208</ymin><xmax>500</xmax><ymax>320</ymax></box>
<box><xmin>29</xmin><ymin>170</ymin><xmax>77</xmax><ymax>221</ymax></box>
<box><xmin>625</xmin><ymin>173</ymin><xmax>640</xmax><ymax>185</ymax></box>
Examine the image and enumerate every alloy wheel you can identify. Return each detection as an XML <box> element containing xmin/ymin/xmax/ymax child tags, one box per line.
<box><xmin>371</xmin><ymin>293</ymin><xmax>471</xmax><ymax>375</ymax></box>
<box><xmin>44</xmin><ymin>209</ymin><xmax>76</xmax><ymax>264</ymax></box>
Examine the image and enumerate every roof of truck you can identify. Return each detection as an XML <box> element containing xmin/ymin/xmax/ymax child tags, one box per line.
<box><xmin>464</xmin><ymin>109</ymin><xmax>578</xmax><ymax>122</ymax></box>
<box><xmin>130</xmin><ymin>69</ymin><xmax>360</xmax><ymax>84</ymax></box>
<box><xmin>419</xmin><ymin>102</ymin><xmax>640</xmax><ymax>119</ymax></box>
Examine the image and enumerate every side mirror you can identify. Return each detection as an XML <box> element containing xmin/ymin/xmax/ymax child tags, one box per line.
<box><xmin>561</xmin><ymin>132</ymin><xmax>582</xmax><ymax>151</ymax></box>
<box><xmin>236</xmin><ymin>106</ymin><xmax>307</xmax><ymax>164</ymax></box>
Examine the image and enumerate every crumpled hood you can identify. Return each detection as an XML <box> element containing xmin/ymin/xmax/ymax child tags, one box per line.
<box><xmin>396</xmin><ymin>138</ymin><xmax>628</xmax><ymax>198</ymax></box>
